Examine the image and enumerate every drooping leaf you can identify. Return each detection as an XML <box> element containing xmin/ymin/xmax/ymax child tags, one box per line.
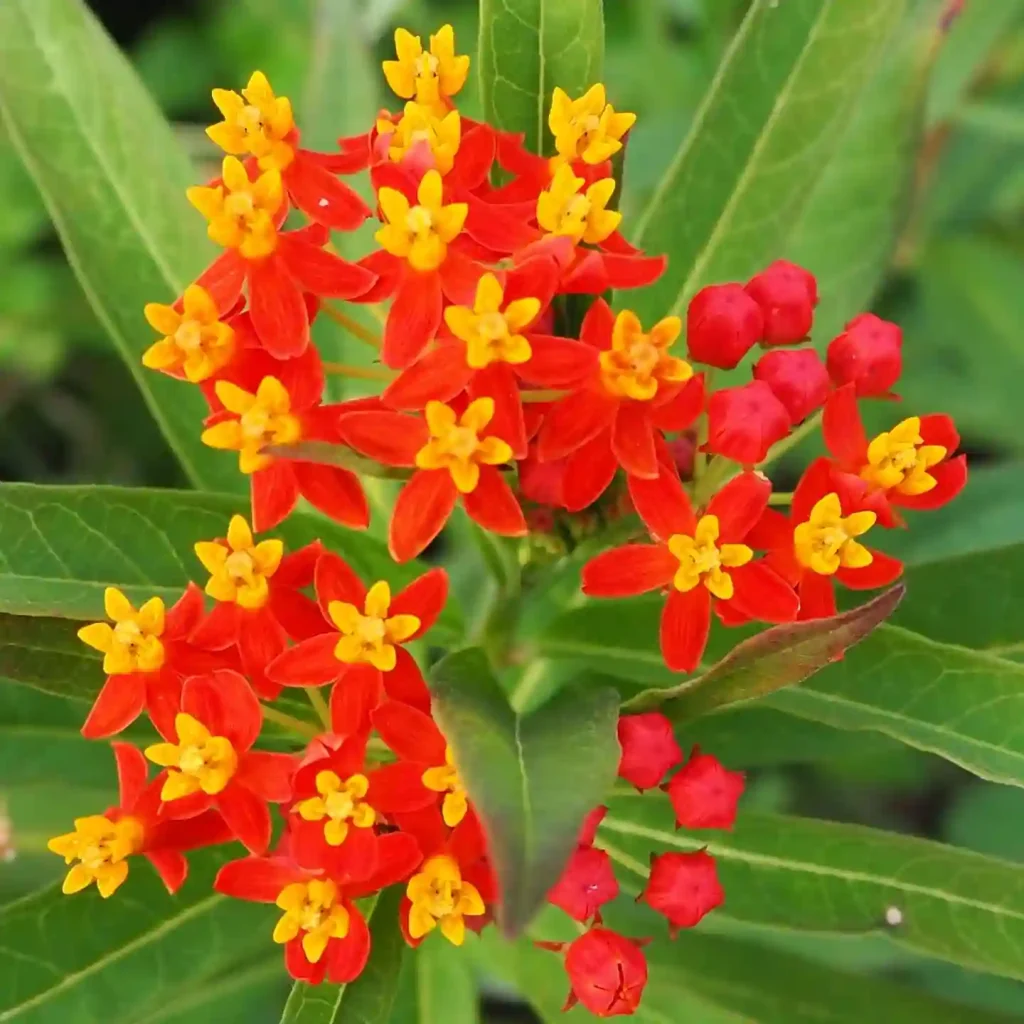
<box><xmin>0</xmin><ymin>849</ymin><xmax>274</xmax><ymax>1023</ymax></box>
<box><xmin>599</xmin><ymin>796</ymin><xmax>1024</xmax><ymax>982</ymax></box>
<box><xmin>478</xmin><ymin>0</ymin><xmax>604</xmax><ymax>156</ymax></box>
<box><xmin>389</xmin><ymin>938</ymin><xmax>480</xmax><ymax>1024</ymax></box>
<box><xmin>0</xmin><ymin>0</ymin><xmax>238</xmax><ymax>493</ymax></box>
<box><xmin>429</xmin><ymin>648</ymin><xmax>620</xmax><ymax>937</ymax></box>
<box><xmin>280</xmin><ymin>887</ymin><xmax>406</xmax><ymax>1024</ymax></box>
<box><xmin>783</xmin><ymin>0</ymin><xmax>944</xmax><ymax>341</ymax></box>
<box><xmin>623</xmin><ymin>586</ymin><xmax>903</xmax><ymax>718</ymax></box>
<box><xmin>629</xmin><ymin>0</ymin><xmax>906</xmax><ymax>323</ymax></box>
<box><xmin>0</xmin><ymin>483</ymin><xmax>460</xmax><ymax>637</ymax></box>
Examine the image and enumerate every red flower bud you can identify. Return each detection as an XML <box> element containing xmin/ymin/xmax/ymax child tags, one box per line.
<box><xmin>562</xmin><ymin>927</ymin><xmax>649</xmax><ymax>1017</ymax></box>
<box><xmin>664</xmin><ymin>748</ymin><xmax>745</xmax><ymax>830</ymax></box>
<box><xmin>704</xmin><ymin>380</ymin><xmax>791</xmax><ymax>466</ymax></box>
<box><xmin>578</xmin><ymin>805</ymin><xmax>608</xmax><ymax>847</ymax></box>
<box><xmin>639</xmin><ymin>851</ymin><xmax>724</xmax><ymax>935</ymax></box>
<box><xmin>745</xmin><ymin>260</ymin><xmax>817</xmax><ymax>345</ymax></box>
<box><xmin>617</xmin><ymin>713</ymin><xmax>683</xmax><ymax>790</ymax></box>
<box><xmin>826</xmin><ymin>313</ymin><xmax>903</xmax><ymax>397</ymax></box>
<box><xmin>686</xmin><ymin>283</ymin><xmax>764</xmax><ymax>369</ymax></box>
<box><xmin>548</xmin><ymin>846</ymin><xmax>620</xmax><ymax>923</ymax></box>
<box><xmin>667</xmin><ymin>432</ymin><xmax>697</xmax><ymax>481</ymax></box>
<box><xmin>753</xmin><ymin>348</ymin><xmax>830</xmax><ymax>423</ymax></box>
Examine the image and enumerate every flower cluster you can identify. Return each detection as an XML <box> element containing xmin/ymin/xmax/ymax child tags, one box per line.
<box><xmin>51</xmin><ymin>22</ymin><xmax>966</xmax><ymax>1019</ymax></box>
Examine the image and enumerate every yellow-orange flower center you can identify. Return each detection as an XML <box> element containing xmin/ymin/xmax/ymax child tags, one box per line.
<box><xmin>381</xmin><ymin>102</ymin><xmax>461</xmax><ymax>175</ymax></box>
<box><xmin>328</xmin><ymin>580</ymin><xmax>420</xmax><ymax>672</ymax></box>
<box><xmin>860</xmin><ymin>417</ymin><xmax>946</xmax><ymax>496</ymax></box>
<box><xmin>548</xmin><ymin>83</ymin><xmax>637</xmax><ymax>165</ymax></box>
<box><xmin>48</xmin><ymin>814</ymin><xmax>144</xmax><ymax>899</ymax></box>
<box><xmin>415</xmin><ymin>398</ymin><xmax>512</xmax><ymax>493</ymax></box>
<box><xmin>143</xmin><ymin>284</ymin><xmax>235</xmax><ymax>383</ymax></box>
<box><xmin>207</xmin><ymin>71</ymin><xmax>296</xmax><ymax>171</ymax></box>
<box><xmin>382</xmin><ymin>25</ymin><xmax>469</xmax><ymax>115</ymax></box>
<box><xmin>145</xmin><ymin>713</ymin><xmax>239</xmax><ymax>801</ymax></box>
<box><xmin>376</xmin><ymin>169</ymin><xmax>467</xmax><ymax>272</ymax></box>
<box><xmin>668</xmin><ymin>515</ymin><xmax>752</xmax><ymax>600</ymax></box>
<box><xmin>537</xmin><ymin>164</ymin><xmax>620</xmax><ymax>245</ymax></box>
<box><xmin>406</xmin><ymin>854</ymin><xmax>485</xmax><ymax>946</ymax></box>
<box><xmin>793</xmin><ymin>493</ymin><xmax>876</xmax><ymax>576</ymax></box>
<box><xmin>187</xmin><ymin>156</ymin><xmax>282</xmax><ymax>259</ymax></box>
<box><xmin>421</xmin><ymin>745</ymin><xmax>468</xmax><ymax>826</ymax></box>
<box><xmin>201</xmin><ymin>376</ymin><xmax>302</xmax><ymax>474</ymax></box>
<box><xmin>295</xmin><ymin>770</ymin><xmax>377</xmax><ymax>846</ymax></box>
<box><xmin>77</xmin><ymin>587</ymin><xmax>166</xmax><ymax>676</ymax></box>
<box><xmin>444</xmin><ymin>273</ymin><xmax>540</xmax><ymax>369</ymax></box>
<box><xmin>599</xmin><ymin>310</ymin><xmax>692</xmax><ymax>401</ymax></box>
<box><xmin>273</xmin><ymin>879</ymin><xmax>351</xmax><ymax>964</ymax></box>
<box><xmin>195</xmin><ymin>514</ymin><xmax>283</xmax><ymax>610</ymax></box>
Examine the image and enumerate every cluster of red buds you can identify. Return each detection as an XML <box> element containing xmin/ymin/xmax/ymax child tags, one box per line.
<box><xmin>50</xmin><ymin>23</ymin><xmax>966</xmax><ymax>1018</ymax></box>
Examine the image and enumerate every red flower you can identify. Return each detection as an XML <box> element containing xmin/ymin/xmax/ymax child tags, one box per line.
<box><xmin>339</xmin><ymin>397</ymin><xmax>526</xmax><ymax>562</ymax></box>
<box><xmin>396</xmin><ymin>806</ymin><xmax>495</xmax><ymax>947</ymax></box>
<box><xmin>144</xmin><ymin>669</ymin><xmax>295</xmax><ymax>855</ymax></box>
<box><xmin>267</xmin><ymin>553</ymin><xmax>445</xmax><ymax>727</ymax></box>
<box><xmin>200</xmin><ymin>344</ymin><xmax>369</xmax><ymax>531</ymax></box>
<box><xmin>822</xmin><ymin>385</ymin><xmax>967</xmax><ymax>526</ymax></box>
<box><xmin>190</xmin><ymin>515</ymin><xmax>324</xmax><ymax>698</ymax></box>
<box><xmin>663</xmin><ymin>748</ymin><xmax>745</xmax><ymax>830</ymax></box>
<box><xmin>543</xmin><ymin>927</ymin><xmax>649</xmax><ymax>1017</ymax></box>
<box><xmin>578</xmin><ymin>805</ymin><xmax>608</xmax><ymax>847</ymax></box>
<box><xmin>686</xmin><ymin>283</ymin><xmax>764</xmax><ymax>369</ymax></box>
<box><xmin>639</xmin><ymin>851</ymin><xmax>724</xmax><ymax>934</ymax></box>
<box><xmin>537</xmin><ymin>300</ymin><xmax>704</xmax><ymax>509</ymax></box>
<box><xmin>704</xmin><ymin>380</ymin><xmax>792</xmax><ymax>466</ymax></box>
<box><xmin>617</xmin><ymin>713</ymin><xmax>683</xmax><ymax>790</ymax></box>
<box><xmin>383</xmin><ymin>261</ymin><xmax>596</xmax><ymax>458</ymax></box>
<box><xmin>370</xmin><ymin>699</ymin><xmax>468</xmax><ymax>826</ymax></box>
<box><xmin>744</xmin><ymin>260</ymin><xmax>817</xmax><ymax>345</ymax></box>
<box><xmin>214</xmin><ymin>831</ymin><xmax>421</xmax><ymax>983</ymax></box>
<box><xmin>189</xmin><ymin>159</ymin><xmax>375</xmax><ymax>358</ymax></box>
<box><xmin>206</xmin><ymin>71</ymin><xmax>370</xmax><ymax>231</ymax></box>
<box><xmin>753</xmin><ymin>348</ymin><xmax>830</xmax><ymax>424</ymax></box>
<box><xmin>582</xmin><ymin>471</ymin><xmax>799</xmax><ymax>671</ymax></box>
<box><xmin>360</xmin><ymin>167</ymin><xmax>484</xmax><ymax>368</ymax></box>
<box><xmin>548</xmin><ymin>846</ymin><xmax>619</xmax><ymax>924</ymax></box>
<box><xmin>77</xmin><ymin>584</ymin><xmax>225</xmax><ymax>740</ymax></box>
<box><xmin>48</xmin><ymin>742</ymin><xmax>230</xmax><ymax>898</ymax></box>
<box><xmin>750</xmin><ymin>458</ymin><xmax>904</xmax><ymax>620</ymax></box>
<box><xmin>826</xmin><ymin>313</ymin><xmax>902</xmax><ymax>398</ymax></box>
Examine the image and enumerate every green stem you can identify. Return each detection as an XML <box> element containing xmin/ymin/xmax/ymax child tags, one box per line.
<box><xmin>305</xmin><ymin>687</ymin><xmax>332</xmax><ymax>730</ymax></box>
<box><xmin>321</xmin><ymin>302</ymin><xmax>382</xmax><ymax>349</ymax></box>
<box><xmin>761</xmin><ymin>410</ymin><xmax>822</xmax><ymax>468</ymax></box>
<box><xmin>768</xmin><ymin>491</ymin><xmax>794</xmax><ymax>506</ymax></box>
<box><xmin>521</xmin><ymin>389</ymin><xmax>569</xmax><ymax>403</ymax></box>
<box><xmin>261</xmin><ymin>703</ymin><xmax>320</xmax><ymax>738</ymax></box>
<box><xmin>322</xmin><ymin>360</ymin><xmax>396</xmax><ymax>382</ymax></box>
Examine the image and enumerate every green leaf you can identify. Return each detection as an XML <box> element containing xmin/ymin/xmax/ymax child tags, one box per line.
<box><xmin>0</xmin><ymin>850</ymin><xmax>275</xmax><ymax>1023</ymax></box>
<box><xmin>429</xmin><ymin>648</ymin><xmax>620</xmax><ymax>937</ymax></box>
<box><xmin>478</xmin><ymin>0</ymin><xmax>604</xmax><ymax>156</ymax></box>
<box><xmin>390</xmin><ymin>939</ymin><xmax>479</xmax><ymax>1023</ymax></box>
<box><xmin>782</xmin><ymin>1</ymin><xmax>943</xmax><ymax>341</ymax></box>
<box><xmin>280</xmin><ymin>887</ymin><xmax>406</xmax><ymax>1024</ymax></box>
<box><xmin>629</xmin><ymin>0</ymin><xmax>906</xmax><ymax>322</ymax></box>
<box><xmin>0</xmin><ymin>0</ymin><xmax>238</xmax><ymax>493</ymax></box>
<box><xmin>0</xmin><ymin>483</ymin><xmax>459</xmax><ymax>636</ymax></box>
<box><xmin>598</xmin><ymin>797</ymin><xmax>1024</xmax><ymax>982</ymax></box>
<box><xmin>623</xmin><ymin>585</ymin><xmax>903</xmax><ymax>718</ymax></box>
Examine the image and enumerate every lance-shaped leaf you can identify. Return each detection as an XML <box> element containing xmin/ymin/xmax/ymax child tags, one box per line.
<box><xmin>478</xmin><ymin>0</ymin><xmax>604</xmax><ymax>156</ymax></box>
<box><xmin>390</xmin><ymin>939</ymin><xmax>480</xmax><ymax>1024</ymax></box>
<box><xmin>429</xmin><ymin>648</ymin><xmax>620</xmax><ymax>937</ymax></box>
<box><xmin>280</xmin><ymin>887</ymin><xmax>405</xmax><ymax>1024</ymax></box>
<box><xmin>0</xmin><ymin>483</ymin><xmax>459</xmax><ymax>637</ymax></box>
<box><xmin>623</xmin><ymin>585</ymin><xmax>904</xmax><ymax>717</ymax></box>
<box><xmin>0</xmin><ymin>0</ymin><xmax>238</xmax><ymax>493</ymax></box>
<box><xmin>598</xmin><ymin>797</ymin><xmax>1024</xmax><ymax>983</ymax></box>
<box><xmin>0</xmin><ymin>849</ymin><xmax>273</xmax><ymax>1022</ymax></box>
<box><xmin>629</xmin><ymin>0</ymin><xmax>906</xmax><ymax>322</ymax></box>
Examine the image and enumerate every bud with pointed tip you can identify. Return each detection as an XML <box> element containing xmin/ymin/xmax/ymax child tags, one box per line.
<box><xmin>639</xmin><ymin>850</ymin><xmax>724</xmax><ymax>935</ymax></box>
<box><xmin>686</xmin><ymin>283</ymin><xmax>764</xmax><ymax>369</ymax></box>
<box><xmin>617</xmin><ymin>713</ymin><xmax>683</xmax><ymax>791</ymax></box>
<box><xmin>548</xmin><ymin>846</ymin><xmax>620</xmax><ymax>923</ymax></box>
<box><xmin>578</xmin><ymin>805</ymin><xmax>608</xmax><ymax>847</ymax></box>
<box><xmin>753</xmin><ymin>348</ymin><xmax>830</xmax><ymax>424</ymax></box>
<box><xmin>561</xmin><ymin>927</ymin><xmax>649</xmax><ymax>1017</ymax></box>
<box><xmin>826</xmin><ymin>313</ymin><xmax>902</xmax><ymax>397</ymax></box>
<box><xmin>704</xmin><ymin>380</ymin><xmax>791</xmax><ymax>466</ymax></box>
<box><xmin>664</xmin><ymin>748</ymin><xmax>745</xmax><ymax>830</ymax></box>
<box><xmin>745</xmin><ymin>260</ymin><xmax>818</xmax><ymax>345</ymax></box>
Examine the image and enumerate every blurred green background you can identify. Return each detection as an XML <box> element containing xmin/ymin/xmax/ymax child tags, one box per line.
<box><xmin>2</xmin><ymin>0</ymin><xmax>1024</xmax><ymax>1019</ymax></box>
